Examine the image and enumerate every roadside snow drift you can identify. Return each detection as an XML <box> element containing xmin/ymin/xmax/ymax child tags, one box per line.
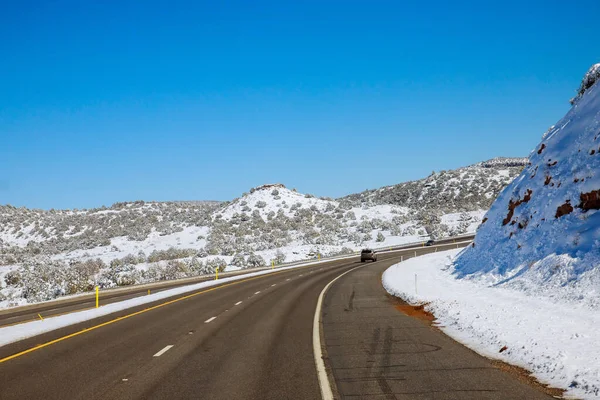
<box><xmin>383</xmin><ymin>250</ymin><xmax>600</xmax><ymax>399</ymax></box>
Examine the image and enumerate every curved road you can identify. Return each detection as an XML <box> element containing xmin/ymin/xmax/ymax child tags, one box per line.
<box><xmin>0</xmin><ymin>243</ymin><xmax>552</xmax><ymax>400</ymax></box>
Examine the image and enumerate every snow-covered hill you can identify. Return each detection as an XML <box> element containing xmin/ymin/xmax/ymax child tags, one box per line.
<box><xmin>455</xmin><ymin>63</ymin><xmax>600</xmax><ymax>308</ymax></box>
<box><xmin>341</xmin><ymin>157</ymin><xmax>527</xmax><ymax>212</ymax></box>
<box><xmin>0</xmin><ymin>157</ymin><xmax>519</xmax><ymax>308</ymax></box>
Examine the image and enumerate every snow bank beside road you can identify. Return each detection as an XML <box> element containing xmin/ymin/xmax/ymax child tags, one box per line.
<box><xmin>382</xmin><ymin>249</ymin><xmax>600</xmax><ymax>399</ymax></box>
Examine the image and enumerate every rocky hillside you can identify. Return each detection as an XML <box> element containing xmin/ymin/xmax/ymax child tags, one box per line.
<box><xmin>341</xmin><ymin>157</ymin><xmax>527</xmax><ymax>212</ymax></box>
<box><xmin>455</xmin><ymin>63</ymin><xmax>600</xmax><ymax>307</ymax></box>
<box><xmin>0</xmin><ymin>158</ymin><xmax>522</xmax><ymax>307</ymax></box>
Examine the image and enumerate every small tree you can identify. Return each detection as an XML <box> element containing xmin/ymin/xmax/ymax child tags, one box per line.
<box><xmin>376</xmin><ymin>232</ymin><xmax>385</xmax><ymax>242</ymax></box>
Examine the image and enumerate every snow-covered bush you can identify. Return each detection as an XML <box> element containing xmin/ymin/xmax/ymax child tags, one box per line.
<box><xmin>255</xmin><ymin>201</ymin><xmax>267</xmax><ymax>209</ymax></box>
<box><xmin>4</xmin><ymin>270</ymin><xmax>21</xmax><ymax>286</ymax></box>
<box><xmin>273</xmin><ymin>249</ymin><xmax>286</xmax><ymax>264</ymax></box>
<box><xmin>246</xmin><ymin>253</ymin><xmax>266</xmax><ymax>268</ymax></box>
<box><xmin>571</xmin><ymin>63</ymin><xmax>600</xmax><ymax>105</ymax></box>
<box><xmin>376</xmin><ymin>232</ymin><xmax>385</xmax><ymax>242</ymax></box>
<box><xmin>336</xmin><ymin>247</ymin><xmax>355</xmax><ymax>255</ymax></box>
<box><xmin>147</xmin><ymin>247</ymin><xmax>196</xmax><ymax>263</ymax></box>
<box><xmin>231</xmin><ymin>254</ymin><xmax>247</xmax><ymax>269</ymax></box>
<box><xmin>206</xmin><ymin>257</ymin><xmax>227</xmax><ymax>272</ymax></box>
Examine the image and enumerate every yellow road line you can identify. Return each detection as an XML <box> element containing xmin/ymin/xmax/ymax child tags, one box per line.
<box><xmin>0</xmin><ymin>268</ymin><xmax>300</xmax><ymax>364</ymax></box>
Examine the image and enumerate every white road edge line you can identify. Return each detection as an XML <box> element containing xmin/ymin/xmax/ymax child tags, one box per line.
<box><xmin>235</xmin><ymin>301</ymin><xmax>242</xmax><ymax>306</ymax></box>
<box><xmin>153</xmin><ymin>345</ymin><xmax>174</xmax><ymax>357</ymax></box>
<box><xmin>313</xmin><ymin>264</ymin><xmax>365</xmax><ymax>400</ymax></box>
<box><xmin>204</xmin><ymin>316</ymin><xmax>217</xmax><ymax>323</ymax></box>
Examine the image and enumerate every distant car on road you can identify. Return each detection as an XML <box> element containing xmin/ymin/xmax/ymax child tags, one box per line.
<box><xmin>360</xmin><ymin>249</ymin><xmax>377</xmax><ymax>262</ymax></box>
<box><xmin>425</xmin><ymin>239</ymin><xmax>435</xmax><ymax>246</ymax></box>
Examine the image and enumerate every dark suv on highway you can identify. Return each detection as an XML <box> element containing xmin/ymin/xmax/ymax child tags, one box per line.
<box><xmin>360</xmin><ymin>249</ymin><xmax>377</xmax><ymax>262</ymax></box>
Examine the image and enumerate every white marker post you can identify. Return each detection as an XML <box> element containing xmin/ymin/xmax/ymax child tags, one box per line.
<box><xmin>415</xmin><ymin>274</ymin><xmax>418</xmax><ymax>295</ymax></box>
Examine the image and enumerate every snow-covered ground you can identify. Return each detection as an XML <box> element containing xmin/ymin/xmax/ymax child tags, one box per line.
<box><xmin>383</xmin><ymin>249</ymin><xmax>600</xmax><ymax>399</ymax></box>
<box><xmin>0</xmin><ymin>161</ymin><xmax>518</xmax><ymax>309</ymax></box>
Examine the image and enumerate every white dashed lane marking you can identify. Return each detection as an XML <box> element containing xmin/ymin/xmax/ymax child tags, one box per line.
<box><xmin>254</xmin><ymin>291</ymin><xmax>261</xmax><ymax>295</ymax></box>
<box><xmin>235</xmin><ymin>301</ymin><xmax>242</xmax><ymax>306</ymax></box>
<box><xmin>204</xmin><ymin>317</ymin><xmax>217</xmax><ymax>324</ymax></box>
<box><xmin>153</xmin><ymin>345</ymin><xmax>174</xmax><ymax>357</ymax></box>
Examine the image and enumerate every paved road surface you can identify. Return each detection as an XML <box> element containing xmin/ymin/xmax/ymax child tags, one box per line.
<box><xmin>321</xmin><ymin>253</ymin><xmax>553</xmax><ymax>399</ymax></box>
<box><xmin>0</xmin><ymin>240</ymin><xmax>552</xmax><ymax>400</ymax></box>
<box><xmin>0</xmin><ymin>236</ymin><xmax>473</xmax><ymax>328</ymax></box>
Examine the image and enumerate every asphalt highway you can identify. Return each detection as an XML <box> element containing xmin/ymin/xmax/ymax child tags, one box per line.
<box><xmin>0</xmin><ymin>238</ymin><xmax>552</xmax><ymax>400</ymax></box>
<box><xmin>0</xmin><ymin>236</ymin><xmax>472</xmax><ymax>328</ymax></box>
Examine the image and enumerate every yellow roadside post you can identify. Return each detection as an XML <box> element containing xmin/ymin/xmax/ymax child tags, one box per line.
<box><xmin>148</xmin><ymin>289</ymin><xmax>151</xmax><ymax>295</ymax></box>
<box><xmin>38</xmin><ymin>313</ymin><xmax>44</xmax><ymax>321</ymax></box>
<box><xmin>215</xmin><ymin>267</ymin><xmax>219</xmax><ymax>280</ymax></box>
<box><xmin>95</xmin><ymin>286</ymin><xmax>99</xmax><ymax>308</ymax></box>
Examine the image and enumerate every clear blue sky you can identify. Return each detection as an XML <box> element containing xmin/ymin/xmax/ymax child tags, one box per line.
<box><xmin>1</xmin><ymin>0</ymin><xmax>598</xmax><ymax>209</ymax></box>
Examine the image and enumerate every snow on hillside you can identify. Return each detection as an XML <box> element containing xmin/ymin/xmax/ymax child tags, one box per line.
<box><xmin>217</xmin><ymin>184</ymin><xmax>334</xmax><ymax>220</ymax></box>
<box><xmin>381</xmin><ymin>64</ymin><xmax>600</xmax><ymax>399</ymax></box>
<box><xmin>0</xmin><ymin>157</ymin><xmax>521</xmax><ymax>309</ymax></box>
<box><xmin>455</xmin><ymin>63</ymin><xmax>600</xmax><ymax>307</ymax></box>
<box><xmin>342</xmin><ymin>157</ymin><xmax>527</xmax><ymax>212</ymax></box>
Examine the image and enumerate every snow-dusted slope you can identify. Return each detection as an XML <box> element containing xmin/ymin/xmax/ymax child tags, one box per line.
<box><xmin>342</xmin><ymin>157</ymin><xmax>527</xmax><ymax>212</ymax></box>
<box><xmin>0</xmin><ymin>159</ymin><xmax>521</xmax><ymax>308</ymax></box>
<box><xmin>455</xmin><ymin>64</ymin><xmax>600</xmax><ymax>307</ymax></box>
<box><xmin>216</xmin><ymin>184</ymin><xmax>335</xmax><ymax>221</ymax></box>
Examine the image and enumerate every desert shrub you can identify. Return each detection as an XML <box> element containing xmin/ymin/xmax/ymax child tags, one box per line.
<box><xmin>271</xmin><ymin>189</ymin><xmax>279</xmax><ymax>196</ymax></box>
<box><xmin>273</xmin><ymin>249</ymin><xmax>286</xmax><ymax>264</ymax></box>
<box><xmin>206</xmin><ymin>257</ymin><xmax>227</xmax><ymax>273</ymax></box>
<box><xmin>17</xmin><ymin>259</ymin><xmax>70</xmax><ymax>302</ymax></box>
<box><xmin>376</xmin><ymin>232</ymin><xmax>385</xmax><ymax>242</ymax></box>
<box><xmin>246</xmin><ymin>253</ymin><xmax>266</xmax><ymax>268</ymax></box>
<box><xmin>4</xmin><ymin>270</ymin><xmax>21</xmax><ymax>286</ymax></box>
<box><xmin>336</xmin><ymin>247</ymin><xmax>355</xmax><ymax>255</ymax></box>
<box><xmin>99</xmin><ymin>262</ymin><xmax>140</xmax><ymax>287</ymax></box>
<box><xmin>256</xmin><ymin>201</ymin><xmax>267</xmax><ymax>209</ymax></box>
<box><xmin>147</xmin><ymin>247</ymin><xmax>196</xmax><ymax>263</ymax></box>
<box><xmin>231</xmin><ymin>254</ymin><xmax>247</xmax><ymax>269</ymax></box>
